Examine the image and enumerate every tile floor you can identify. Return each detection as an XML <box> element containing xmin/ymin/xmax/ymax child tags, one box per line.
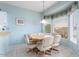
<box><xmin>5</xmin><ymin>44</ymin><xmax>78</xmax><ymax>57</ymax></box>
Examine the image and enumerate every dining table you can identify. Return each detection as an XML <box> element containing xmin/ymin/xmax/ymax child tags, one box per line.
<box><xmin>30</xmin><ymin>34</ymin><xmax>45</xmax><ymax>42</ymax></box>
<box><xmin>30</xmin><ymin>34</ymin><xmax>53</xmax><ymax>43</ymax></box>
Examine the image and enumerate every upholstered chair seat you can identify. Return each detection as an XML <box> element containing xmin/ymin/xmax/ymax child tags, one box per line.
<box><xmin>36</xmin><ymin>35</ymin><xmax>54</xmax><ymax>55</ymax></box>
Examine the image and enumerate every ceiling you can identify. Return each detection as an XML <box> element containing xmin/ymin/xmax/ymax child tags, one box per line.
<box><xmin>1</xmin><ymin>1</ymin><xmax>57</xmax><ymax>12</ymax></box>
<box><xmin>44</xmin><ymin>1</ymin><xmax>73</xmax><ymax>15</ymax></box>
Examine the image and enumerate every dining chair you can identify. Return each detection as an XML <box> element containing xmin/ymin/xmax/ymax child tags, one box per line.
<box><xmin>52</xmin><ymin>34</ymin><xmax>61</xmax><ymax>51</ymax></box>
<box><xmin>24</xmin><ymin>34</ymin><xmax>37</xmax><ymax>52</ymax></box>
<box><xmin>36</xmin><ymin>35</ymin><xmax>54</xmax><ymax>55</ymax></box>
<box><xmin>24</xmin><ymin>34</ymin><xmax>30</xmax><ymax>44</ymax></box>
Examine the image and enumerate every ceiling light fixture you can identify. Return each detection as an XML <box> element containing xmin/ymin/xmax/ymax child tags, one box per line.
<box><xmin>40</xmin><ymin>1</ymin><xmax>48</xmax><ymax>25</ymax></box>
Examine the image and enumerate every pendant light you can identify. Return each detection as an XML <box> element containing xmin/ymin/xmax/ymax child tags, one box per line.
<box><xmin>40</xmin><ymin>1</ymin><xmax>48</xmax><ymax>25</ymax></box>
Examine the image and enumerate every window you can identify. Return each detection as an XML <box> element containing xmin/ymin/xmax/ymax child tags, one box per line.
<box><xmin>70</xmin><ymin>10</ymin><xmax>78</xmax><ymax>44</ymax></box>
<box><xmin>52</xmin><ymin>15</ymin><xmax>68</xmax><ymax>39</ymax></box>
<box><xmin>44</xmin><ymin>18</ymin><xmax>51</xmax><ymax>33</ymax></box>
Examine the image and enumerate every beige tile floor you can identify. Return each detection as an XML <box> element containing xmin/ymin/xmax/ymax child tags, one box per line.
<box><xmin>5</xmin><ymin>44</ymin><xmax>78</xmax><ymax>57</ymax></box>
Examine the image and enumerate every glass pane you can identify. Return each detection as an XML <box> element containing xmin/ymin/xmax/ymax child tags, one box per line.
<box><xmin>45</xmin><ymin>24</ymin><xmax>51</xmax><ymax>33</ymax></box>
<box><xmin>70</xmin><ymin>9</ymin><xmax>78</xmax><ymax>44</ymax></box>
<box><xmin>44</xmin><ymin>18</ymin><xmax>51</xmax><ymax>33</ymax></box>
<box><xmin>53</xmin><ymin>15</ymin><xmax>68</xmax><ymax>39</ymax></box>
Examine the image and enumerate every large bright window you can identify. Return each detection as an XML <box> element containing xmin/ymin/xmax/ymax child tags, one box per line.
<box><xmin>52</xmin><ymin>15</ymin><xmax>68</xmax><ymax>39</ymax></box>
<box><xmin>42</xmin><ymin>15</ymin><xmax>69</xmax><ymax>40</ymax></box>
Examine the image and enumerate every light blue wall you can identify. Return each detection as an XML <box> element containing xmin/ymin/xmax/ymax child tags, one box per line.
<box><xmin>0</xmin><ymin>3</ymin><xmax>42</xmax><ymax>45</ymax></box>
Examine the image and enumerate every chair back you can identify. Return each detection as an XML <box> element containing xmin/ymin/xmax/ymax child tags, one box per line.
<box><xmin>53</xmin><ymin>35</ymin><xmax>61</xmax><ymax>46</ymax></box>
<box><xmin>37</xmin><ymin>35</ymin><xmax>54</xmax><ymax>51</ymax></box>
<box><xmin>24</xmin><ymin>34</ymin><xmax>30</xmax><ymax>44</ymax></box>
